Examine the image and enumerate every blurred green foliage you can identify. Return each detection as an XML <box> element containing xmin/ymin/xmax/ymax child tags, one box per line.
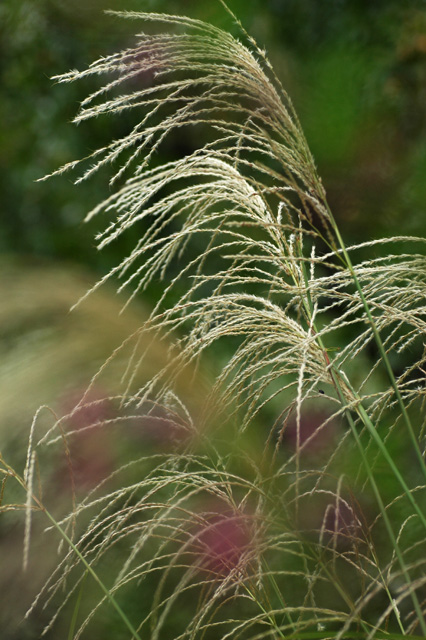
<box><xmin>1</xmin><ymin>0</ymin><xmax>425</xmax><ymax>273</ymax></box>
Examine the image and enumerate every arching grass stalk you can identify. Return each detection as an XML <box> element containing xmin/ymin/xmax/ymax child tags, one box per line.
<box><xmin>2</xmin><ymin>459</ymin><xmax>142</xmax><ymax>640</ymax></box>
<box><xmin>309</xmin><ymin>544</ymin><xmax>399</xmax><ymax>638</ymax></box>
<box><xmin>297</xmin><ymin>235</ymin><xmax>426</xmax><ymax>534</ymax></box>
<box><xmin>300</xmin><ymin>219</ymin><xmax>426</xmax><ymax>633</ymax></box>
<box><xmin>328</xmin><ymin>371</ymin><xmax>426</xmax><ymax>636</ymax></box>
<box><xmin>291</xmin><ymin>294</ymin><xmax>426</xmax><ymax>635</ymax></box>
<box><xmin>297</xmin><ymin>257</ymin><xmax>425</xmax><ymax>635</ymax></box>
<box><xmin>314</xmin><ymin>324</ymin><xmax>426</xmax><ymax>533</ymax></box>
<box><xmin>323</xmin><ymin>198</ymin><xmax>426</xmax><ymax>484</ymax></box>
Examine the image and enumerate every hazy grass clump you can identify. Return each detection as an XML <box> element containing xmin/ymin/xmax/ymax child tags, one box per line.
<box><xmin>2</xmin><ymin>5</ymin><xmax>426</xmax><ymax>639</ymax></box>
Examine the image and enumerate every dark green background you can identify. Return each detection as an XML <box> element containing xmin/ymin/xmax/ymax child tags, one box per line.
<box><xmin>1</xmin><ymin>0</ymin><xmax>425</xmax><ymax>273</ymax></box>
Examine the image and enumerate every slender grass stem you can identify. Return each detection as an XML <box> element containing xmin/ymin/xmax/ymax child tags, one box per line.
<box><xmin>5</xmin><ymin>463</ymin><xmax>143</xmax><ymax>640</ymax></box>
<box><xmin>335</xmin><ymin>396</ymin><xmax>426</xmax><ymax>636</ymax></box>
<box><xmin>298</xmin><ymin>261</ymin><xmax>426</xmax><ymax>634</ymax></box>
<box><xmin>325</xmin><ymin>202</ymin><xmax>426</xmax><ymax>483</ymax></box>
<box><xmin>243</xmin><ymin>581</ymin><xmax>287</xmax><ymax>639</ymax></box>
<box><xmin>67</xmin><ymin>570</ymin><xmax>89</xmax><ymax>640</ymax></box>
<box><xmin>41</xmin><ymin>508</ymin><xmax>142</xmax><ymax>640</ymax></box>
<box><xmin>263</xmin><ymin>557</ymin><xmax>296</xmax><ymax>633</ymax></box>
<box><xmin>299</xmin><ymin>253</ymin><xmax>426</xmax><ymax>532</ymax></box>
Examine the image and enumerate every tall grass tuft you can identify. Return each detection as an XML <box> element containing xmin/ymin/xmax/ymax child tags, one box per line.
<box><xmin>3</xmin><ymin>6</ymin><xmax>426</xmax><ymax>639</ymax></box>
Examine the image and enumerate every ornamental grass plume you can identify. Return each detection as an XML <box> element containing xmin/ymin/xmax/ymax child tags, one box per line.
<box><xmin>2</xmin><ymin>4</ymin><xmax>426</xmax><ymax>640</ymax></box>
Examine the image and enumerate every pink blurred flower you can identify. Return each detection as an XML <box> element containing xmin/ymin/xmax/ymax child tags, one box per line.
<box><xmin>56</xmin><ymin>387</ymin><xmax>116</xmax><ymax>490</ymax></box>
<box><xmin>61</xmin><ymin>388</ymin><xmax>114</xmax><ymax>433</ymax></box>
<box><xmin>282</xmin><ymin>409</ymin><xmax>339</xmax><ymax>458</ymax></box>
<box><xmin>127</xmin><ymin>405</ymin><xmax>192</xmax><ymax>450</ymax></box>
<box><xmin>191</xmin><ymin>503</ymin><xmax>256</xmax><ymax>578</ymax></box>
